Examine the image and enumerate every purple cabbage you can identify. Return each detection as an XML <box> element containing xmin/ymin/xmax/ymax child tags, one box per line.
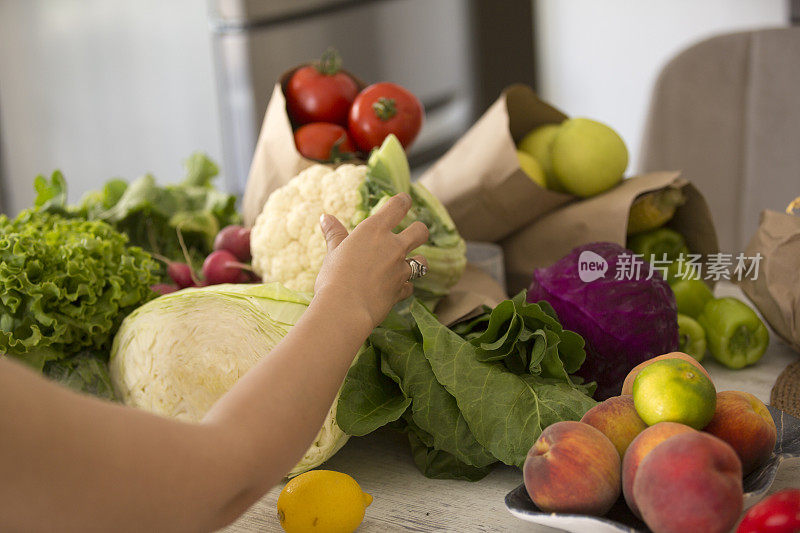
<box><xmin>527</xmin><ymin>242</ymin><xmax>678</xmax><ymax>399</ymax></box>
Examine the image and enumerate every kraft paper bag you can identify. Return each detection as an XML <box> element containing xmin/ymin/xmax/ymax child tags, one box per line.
<box><xmin>434</xmin><ymin>263</ymin><xmax>509</xmax><ymax>327</ymax></box>
<box><xmin>418</xmin><ymin>84</ymin><xmax>575</xmax><ymax>242</ymax></box>
<box><xmin>242</xmin><ymin>68</ymin><xmax>365</xmax><ymax>227</ymax></box>
<box><xmin>501</xmin><ymin>172</ymin><xmax>720</xmax><ymax>294</ymax></box>
<box><xmin>740</xmin><ymin>208</ymin><xmax>800</xmax><ymax>353</ymax></box>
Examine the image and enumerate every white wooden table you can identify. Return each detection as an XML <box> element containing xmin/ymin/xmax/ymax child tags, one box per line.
<box><xmin>223</xmin><ymin>284</ymin><xmax>800</xmax><ymax>532</ymax></box>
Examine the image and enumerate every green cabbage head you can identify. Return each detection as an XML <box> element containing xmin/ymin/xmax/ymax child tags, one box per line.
<box><xmin>109</xmin><ymin>282</ymin><xmax>349</xmax><ymax>477</ymax></box>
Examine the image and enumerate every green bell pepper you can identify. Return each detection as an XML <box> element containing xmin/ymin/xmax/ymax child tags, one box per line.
<box><xmin>677</xmin><ymin>313</ymin><xmax>706</xmax><ymax>361</ymax></box>
<box><xmin>628</xmin><ymin>227</ymin><xmax>689</xmax><ymax>262</ymax></box>
<box><xmin>697</xmin><ymin>297</ymin><xmax>769</xmax><ymax>369</ymax></box>
<box><xmin>670</xmin><ymin>278</ymin><xmax>714</xmax><ymax>319</ymax></box>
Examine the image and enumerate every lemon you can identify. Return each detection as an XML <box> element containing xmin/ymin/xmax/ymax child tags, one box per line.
<box><xmin>517</xmin><ymin>123</ymin><xmax>566</xmax><ymax>191</ymax></box>
<box><xmin>516</xmin><ymin>150</ymin><xmax>547</xmax><ymax>188</ymax></box>
<box><xmin>277</xmin><ymin>470</ymin><xmax>372</xmax><ymax>533</ymax></box>
<box><xmin>632</xmin><ymin>358</ymin><xmax>716</xmax><ymax>429</ymax></box>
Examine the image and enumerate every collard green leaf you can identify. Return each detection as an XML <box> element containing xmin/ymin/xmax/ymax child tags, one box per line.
<box><xmin>370</xmin><ymin>328</ymin><xmax>496</xmax><ymax>469</ymax></box>
<box><xmin>412</xmin><ymin>300</ymin><xmax>596</xmax><ymax>468</ymax></box>
<box><xmin>337</xmin><ymin>345</ymin><xmax>410</xmax><ymax>436</ymax></box>
<box><xmin>456</xmin><ymin>291</ymin><xmax>589</xmax><ymax>382</ymax></box>
<box><xmin>405</xmin><ymin>417</ymin><xmax>493</xmax><ymax>481</ymax></box>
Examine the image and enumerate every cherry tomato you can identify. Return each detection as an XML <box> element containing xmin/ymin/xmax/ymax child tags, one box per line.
<box><xmin>737</xmin><ymin>489</ymin><xmax>800</xmax><ymax>533</ymax></box>
<box><xmin>348</xmin><ymin>82</ymin><xmax>424</xmax><ymax>151</ymax></box>
<box><xmin>285</xmin><ymin>48</ymin><xmax>359</xmax><ymax>126</ymax></box>
<box><xmin>294</xmin><ymin>123</ymin><xmax>358</xmax><ymax>162</ymax></box>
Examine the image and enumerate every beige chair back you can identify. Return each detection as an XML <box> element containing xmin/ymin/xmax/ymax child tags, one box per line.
<box><xmin>640</xmin><ymin>27</ymin><xmax>800</xmax><ymax>253</ymax></box>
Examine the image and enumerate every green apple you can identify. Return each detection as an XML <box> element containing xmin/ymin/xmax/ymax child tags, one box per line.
<box><xmin>516</xmin><ymin>150</ymin><xmax>546</xmax><ymax>188</ymax></box>
<box><xmin>517</xmin><ymin>123</ymin><xmax>566</xmax><ymax>191</ymax></box>
<box><xmin>551</xmin><ymin>118</ymin><xmax>628</xmax><ymax>198</ymax></box>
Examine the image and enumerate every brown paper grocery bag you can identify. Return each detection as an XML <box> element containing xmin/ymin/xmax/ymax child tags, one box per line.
<box><xmin>501</xmin><ymin>172</ymin><xmax>720</xmax><ymax>293</ymax></box>
<box><xmin>242</xmin><ymin>68</ymin><xmax>365</xmax><ymax>227</ymax></box>
<box><xmin>434</xmin><ymin>263</ymin><xmax>509</xmax><ymax>326</ymax></box>
<box><xmin>740</xmin><ymin>209</ymin><xmax>800</xmax><ymax>353</ymax></box>
<box><xmin>418</xmin><ymin>84</ymin><xmax>574</xmax><ymax>242</ymax></box>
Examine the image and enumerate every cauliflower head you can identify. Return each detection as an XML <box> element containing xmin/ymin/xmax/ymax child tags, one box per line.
<box><xmin>251</xmin><ymin>164</ymin><xmax>368</xmax><ymax>293</ymax></box>
<box><xmin>250</xmin><ymin>135</ymin><xmax>467</xmax><ymax>301</ymax></box>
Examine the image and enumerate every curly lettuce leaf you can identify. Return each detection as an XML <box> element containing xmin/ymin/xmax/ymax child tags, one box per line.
<box><xmin>0</xmin><ymin>212</ymin><xmax>159</xmax><ymax>368</ymax></box>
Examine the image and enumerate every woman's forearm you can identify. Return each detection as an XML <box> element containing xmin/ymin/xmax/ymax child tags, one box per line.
<box><xmin>202</xmin><ymin>291</ymin><xmax>373</xmax><ymax>498</ymax></box>
<box><xmin>0</xmin><ymin>295</ymin><xmax>372</xmax><ymax>533</ymax></box>
<box><xmin>0</xmin><ymin>194</ymin><xmax>426</xmax><ymax>532</ymax></box>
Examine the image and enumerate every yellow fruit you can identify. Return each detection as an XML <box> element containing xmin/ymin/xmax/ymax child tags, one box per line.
<box><xmin>632</xmin><ymin>359</ymin><xmax>716</xmax><ymax>429</ymax></box>
<box><xmin>627</xmin><ymin>188</ymin><xmax>686</xmax><ymax>235</ymax></box>
<box><xmin>277</xmin><ymin>470</ymin><xmax>372</xmax><ymax>533</ymax></box>
<box><xmin>550</xmin><ymin>118</ymin><xmax>628</xmax><ymax>198</ymax></box>
<box><xmin>517</xmin><ymin>123</ymin><xmax>566</xmax><ymax>192</ymax></box>
<box><xmin>517</xmin><ymin>150</ymin><xmax>547</xmax><ymax>188</ymax></box>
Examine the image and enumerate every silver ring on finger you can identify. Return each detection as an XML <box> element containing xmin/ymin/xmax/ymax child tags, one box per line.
<box><xmin>405</xmin><ymin>258</ymin><xmax>427</xmax><ymax>282</ymax></box>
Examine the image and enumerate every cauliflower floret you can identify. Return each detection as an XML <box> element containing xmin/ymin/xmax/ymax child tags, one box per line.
<box><xmin>251</xmin><ymin>164</ymin><xmax>367</xmax><ymax>292</ymax></box>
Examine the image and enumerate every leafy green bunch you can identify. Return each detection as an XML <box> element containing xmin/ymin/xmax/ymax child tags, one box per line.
<box><xmin>0</xmin><ymin>211</ymin><xmax>159</xmax><ymax>370</ymax></box>
<box><xmin>34</xmin><ymin>153</ymin><xmax>240</xmax><ymax>271</ymax></box>
<box><xmin>337</xmin><ymin>292</ymin><xmax>597</xmax><ymax>481</ymax></box>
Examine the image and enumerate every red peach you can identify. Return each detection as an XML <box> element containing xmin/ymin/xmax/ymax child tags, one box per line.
<box><xmin>622</xmin><ymin>422</ymin><xmax>695</xmax><ymax>517</ymax></box>
<box><xmin>523</xmin><ymin>421</ymin><xmax>621</xmax><ymax>516</ymax></box>
<box><xmin>580</xmin><ymin>395</ymin><xmax>648</xmax><ymax>458</ymax></box>
<box><xmin>634</xmin><ymin>432</ymin><xmax>743</xmax><ymax>533</ymax></box>
<box><xmin>703</xmin><ymin>390</ymin><xmax>777</xmax><ymax>475</ymax></box>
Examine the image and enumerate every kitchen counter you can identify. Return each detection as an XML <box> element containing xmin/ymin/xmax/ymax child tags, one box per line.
<box><xmin>223</xmin><ymin>284</ymin><xmax>800</xmax><ymax>532</ymax></box>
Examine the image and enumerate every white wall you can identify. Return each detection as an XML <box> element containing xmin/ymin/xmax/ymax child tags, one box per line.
<box><xmin>0</xmin><ymin>0</ymin><xmax>222</xmax><ymax>215</ymax></box>
<box><xmin>534</xmin><ymin>0</ymin><xmax>788</xmax><ymax>173</ymax></box>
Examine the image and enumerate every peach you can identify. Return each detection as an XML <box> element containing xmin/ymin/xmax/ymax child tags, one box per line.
<box><xmin>523</xmin><ymin>421</ymin><xmax>621</xmax><ymax>516</ymax></box>
<box><xmin>580</xmin><ymin>395</ymin><xmax>648</xmax><ymax>458</ymax></box>
<box><xmin>703</xmin><ymin>390</ymin><xmax>777</xmax><ymax>475</ymax></box>
<box><xmin>622</xmin><ymin>422</ymin><xmax>695</xmax><ymax>517</ymax></box>
<box><xmin>621</xmin><ymin>351</ymin><xmax>711</xmax><ymax>395</ymax></box>
<box><xmin>634</xmin><ymin>432</ymin><xmax>743</xmax><ymax>533</ymax></box>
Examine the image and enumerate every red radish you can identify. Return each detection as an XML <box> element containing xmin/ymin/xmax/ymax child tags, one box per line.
<box><xmin>214</xmin><ymin>225</ymin><xmax>252</xmax><ymax>262</ymax></box>
<box><xmin>151</xmin><ymin>283</ymin><xmax>178</xmax><ymax>295</ymax></box>
<box><xmin>167</xmin><ymin>262</ymin><xmax>196</xmax><ymax>289</ymax></box>
<box><xmin>202</xmin><ymin>250</ymin><xmax>242</xmax><ymax>285</ymax></box>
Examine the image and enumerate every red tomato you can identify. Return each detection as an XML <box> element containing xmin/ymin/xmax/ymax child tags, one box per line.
<box><xmin>293</xmin><ymin>123</ymin><xmax>358</xmax><ymax>162</ymax></box>
<box><xmin>285</xmin><ymin>49</ymin><xmax>359</xmax><ymax>126</ymax></box>
<box><xmin>737</xmin><ymin>489</ymin><xmax>800</xmax><ymax>533</ymax></box>
<box><xmin>348</xmin><ymin>82</ymin><xmax>424</xmax><ymax>151</ymax></box>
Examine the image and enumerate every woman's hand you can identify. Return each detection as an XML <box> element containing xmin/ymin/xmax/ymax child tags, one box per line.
<box><xmin>314</xmin><ymin>193</ymin><xmax>429</xmax><ymax>328</ymax></box>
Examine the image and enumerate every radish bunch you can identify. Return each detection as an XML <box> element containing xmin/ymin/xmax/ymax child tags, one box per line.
<box><xmin>151</xmin><ymin>225</ymin><xmax>258</xmax><ymax>295</ymax></box>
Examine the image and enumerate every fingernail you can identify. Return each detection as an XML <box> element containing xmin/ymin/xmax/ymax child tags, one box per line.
<box><xmin>399</xmin><ymin>192</ymin><xmax>411</xmax><ymax>205</ymax></box>
<box><xmin>319</xmin><ymin>213</ymin><xmax>331</xmax><ymax>232</ymax></box>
